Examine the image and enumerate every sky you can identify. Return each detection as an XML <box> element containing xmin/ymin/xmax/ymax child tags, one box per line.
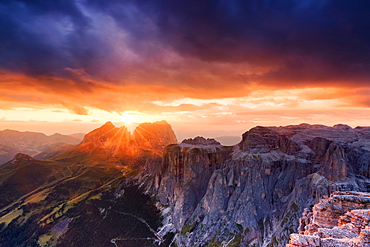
<box><xmin>0</xmin><ymin>0</ymin><xmax>370</xmax><ymax>140</ymax></box>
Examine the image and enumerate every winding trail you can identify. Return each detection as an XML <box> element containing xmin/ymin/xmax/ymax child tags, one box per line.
<box><xmin>110</xmin><ymin>210</ymin><xmax>164</xmax><ymax>246</ymax></box>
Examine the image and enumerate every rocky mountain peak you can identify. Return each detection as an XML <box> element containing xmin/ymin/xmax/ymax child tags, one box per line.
<box><xmin>13</xmin><ymin>153</ymin><xmax>34</xmax><ymax>161</ymax></box>
<box><xmin>80</xmin><ymin>121</ymin><xmax>123</xmax><ymax>144</ymax></box>
<box><xmin>101</xmin><ymin>121</ymin><xmax>115</xmax><ymax>129</ymax></box>
<box><xmin>49</xmin><ymin>133</ymin><xmax>63</xmax><ymax>137</ymax></box>
<box><xmin>70</xmin><ymin>120</ymin><xmax>177</xmax><ymax>158</ymax></box>
<box><xmin>181</xmin><ymin>136</ymin><xmax>220</xmax><ymax>146</ymax></box>
<box><xmin>8</xmin><ymin>153</ymin><xmax>35</xmax><ymax>166</ymax></box>
<box><xmin>238</xmin><ymin>126</ymin><xmax>300</xmax><ymax>154</ymax></box>
<box><xmin>132</xmin><ymin>120</ymin><xmax>177</xmax><ymax>150</ymax></box>
<box><xmin>333</xmin><ymin>124</ymin><xmax>352</xmax><ymax>130</ymax></box>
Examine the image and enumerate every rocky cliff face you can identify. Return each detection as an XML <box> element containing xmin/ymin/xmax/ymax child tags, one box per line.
<box><xmin>65</xmin><ymin>120</ymin><xmax>177</xmax><ymax>159</ymax></box>
<box><xmin>77</xmin><ymin>121</ymin><xmax>131</xmax><ymax>155</ymax></box>
<box><xmin>143</xmin><ymin>124</ymin><xmax>370</xmax><ymax>246</ymax></box>
<box><xmin>140</xmin><ymin>137</ymin><xmax>231</xmax><ymax>233</ymax></box>
<box><xmin>287</xmin><ymin>191</ymin><xmax>370</xmax><ymax>247</ymax></box>
<box><xmin>133</xmin><ymin>120</ymin><xmax>178</xmax><ymax>152</ymax></box>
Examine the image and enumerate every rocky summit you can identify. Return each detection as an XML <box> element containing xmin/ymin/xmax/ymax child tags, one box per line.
<box><xmin>141</xmin><ymin>124</ymin><xmax>370</xmax><ymax>246</ymax></box>
<box><xmin>2</xmin><ymin>123</ymin><xmax>370</xmax><ymax>246</ymax></box>
<box><xmin>56</xmin><ymin>120</ymin><xmax>177</xmax><ymax>162</ymax></box>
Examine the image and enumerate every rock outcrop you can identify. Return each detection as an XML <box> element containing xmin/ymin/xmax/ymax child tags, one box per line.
<box><xmin>68</xmin><ymin>120</ymin><xmax>177</xmax><ymax>158</ymax></box>
<box><xmin>142</xmin><ymin>137</ymin><xmax>231</xmax><ymax>231</ymax></box>
<box><xmin>133</xmin><ymin>120</ymin><xmax>178</xmax><ymax>152</ymax></box>
<box><xmin>142</xmin><ymin>124</ymin><xmax>370</xmax><ymax>246</ymax></box>
<box><xmin>287</xmin><ymin>191</ymin><xmax>370</xmax><ymax>247</ymax></box>
<box><xmin>78</xmin><ymin>121</ymin><xmax>130</xmax><ymax>154</ymax></box>
<box><xmin>12</xmin><ymin>153</ymin><xmax>35</xmax><ymax>162</ymax></box>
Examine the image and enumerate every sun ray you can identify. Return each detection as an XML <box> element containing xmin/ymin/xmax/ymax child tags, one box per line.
<box><xmin>120</xmin><ymin>112</ymin><xmax>139</xmax><ymax>132</ymax></box>
<box><xmin>121</xmin><ymin>112</ymin><xmax>135</xmax><ymax>124</ymax></box>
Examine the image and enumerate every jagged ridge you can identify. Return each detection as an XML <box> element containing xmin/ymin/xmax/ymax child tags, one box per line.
<box><xmin>52</xmin><ymin>120</ymin><xmax>177</xmax><ymax>163</ymax></box>
<box><xmin>142</xmin><ymin>124</ymin><xmax>370</xmax><ymax>246</ymax></box>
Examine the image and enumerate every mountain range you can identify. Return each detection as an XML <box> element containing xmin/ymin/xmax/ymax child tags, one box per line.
<box><xmin>0</xmin><ymin>130</ymin><xmax>84</xmax><ymax>164</ymax></box>
<box><xmin>0</xmin><ymin>122</ymin><xmax>370</xmax><ymax>246</ymax></box>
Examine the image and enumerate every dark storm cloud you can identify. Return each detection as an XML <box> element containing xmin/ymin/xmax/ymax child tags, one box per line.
<box><xmin>126</xmin><ymin>0</ymin><xmax>370</xmax><ymax>85</ymax></box>
<box><xmin>1</xmin><ymin>0</ymin><xmax>370</xmax><ymax>87</ymax></box>
<box><xmin>0</xmin><ymin>1</ymin><xmax>84</xmax><ymax>74</ymax></box>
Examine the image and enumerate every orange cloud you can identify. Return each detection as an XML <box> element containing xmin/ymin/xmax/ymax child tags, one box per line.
<box><xmin>1</xmin><ymin>68</ymin><xmax>370</xmax><ymax>116</ymax></box>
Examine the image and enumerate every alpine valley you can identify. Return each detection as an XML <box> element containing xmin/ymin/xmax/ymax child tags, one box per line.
<box><xmin>1</xmin><ymin>121</ymin><xmax>370</xmax><ymax>247</ymax></box>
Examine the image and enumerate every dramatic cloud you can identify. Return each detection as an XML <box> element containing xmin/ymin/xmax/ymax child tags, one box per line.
<box><xmin>1</xmin><ymin>1</ymin><xmax>370</xmax><ymax>86</ymax></box>
<box><xmin>1</xmin><ymin>0</ymin><xmax>370</xmax><ymax>137</ymax></box>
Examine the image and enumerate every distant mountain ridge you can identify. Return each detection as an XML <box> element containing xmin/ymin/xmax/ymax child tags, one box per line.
<box><xmin>0</xmin><ymin>129</ymin><xmax>83</xmax><ymax>164</ymax></box>
<box><xmin>0</xmin><ymin>144</ymin><xmax>18</xmax><ymax>165</ymax></box>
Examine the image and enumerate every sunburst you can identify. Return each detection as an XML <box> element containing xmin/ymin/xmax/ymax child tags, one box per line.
<box><xmin>122</xmin><ymin>112</ymin><xmax>136</xmax><ymax>124</ymax></box>
<box><xmin>120</xmin><ymin>112</ymin><xmax>138</xmax><ymax>132</ymax></box>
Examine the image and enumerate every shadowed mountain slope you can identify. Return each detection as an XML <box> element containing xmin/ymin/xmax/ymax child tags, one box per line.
<box><xmin>0</xmin><ymin>121</ymin><xmax>177</xmax><ymax>247</ymax></box>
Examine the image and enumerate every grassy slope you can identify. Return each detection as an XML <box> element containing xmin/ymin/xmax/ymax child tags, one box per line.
<box><xmin>0</xmin><ymin>150</ymin><xmax>167</xmax><ymax>247</ymax></box>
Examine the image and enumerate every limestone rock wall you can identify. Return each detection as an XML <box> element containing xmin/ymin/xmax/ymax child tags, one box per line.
<box><xmin>154</xmin><ymin>138</ymin><xmax>231</xmax><ymax>230</ymax></box>
<box><xmin>288</xmin><ymin>191</ymin><xmax>370</xmax><ymax>247</ymax></box>
<box><xmin>75</xmin><ymin>120</ymin><xmax>177</xmax><ymax>157</ymax></box>
<box><xmin>142</xmin><ymin>124</ymin><xmax>370</xmax><ymax>246</ymax></box>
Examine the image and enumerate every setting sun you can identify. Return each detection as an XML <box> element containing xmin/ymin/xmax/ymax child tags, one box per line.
<box><xmin>121</xmin><ymin>112</ymin><xmax>136</xmax><ymax>124</ymax></box>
